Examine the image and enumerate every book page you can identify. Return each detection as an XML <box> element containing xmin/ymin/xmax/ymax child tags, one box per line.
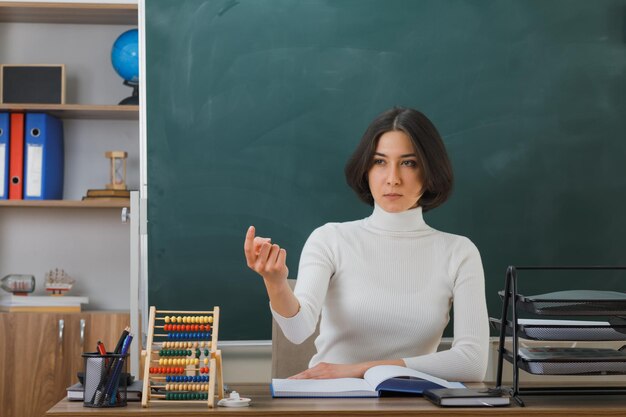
<box><xmin>271</xmin><ymin>377</ymin><xmax>374</xmax><ymax>394</ymax></box>
<box><xmin>364</xmin><ymin>365</ymin><xmax>464</xmax><ymax>390</ymax></box>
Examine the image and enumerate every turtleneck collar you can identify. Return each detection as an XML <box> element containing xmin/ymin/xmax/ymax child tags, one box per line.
<box><xmin>363</xmin><ymin>203</ymin><xmax>430</xmax><ymax>234</ymax></box>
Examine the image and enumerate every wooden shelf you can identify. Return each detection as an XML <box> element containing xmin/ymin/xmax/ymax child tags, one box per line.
<box><xmin>0</xmin><ymin>2</ymin><xmax>138</xmax><ymax>25</ymax></box>
<box><xmin>0</xmin><ymin>104</ymin><xmax>138</xmax><ymax>120</ymax></box>
<box><xmin>0</xmin><ymin>199</ymin><xmax>130</xmax><ymax>208</ymax></box>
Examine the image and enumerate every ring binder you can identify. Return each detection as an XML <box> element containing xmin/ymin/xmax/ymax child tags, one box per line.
<box><xmin>23</xmin><ymin>113</ymin><xmax>64</xmax><ymax>200</ymax></box>
<box><xmin>0</xmin><ymin>112</ymin><xmax>8</xmax><ymax>199</ymax></box>
<box><xmin>8</xmin><ymin>112</ymin><xmax>24</xmax><ymax>200</ymax></box>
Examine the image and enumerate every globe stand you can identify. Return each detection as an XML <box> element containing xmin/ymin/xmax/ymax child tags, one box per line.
<box><xmin>119</xmin><ymin>80</ymin><xmax>139</xmax><ymax>105</ymax></box>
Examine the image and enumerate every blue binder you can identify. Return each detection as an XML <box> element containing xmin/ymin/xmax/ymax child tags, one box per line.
<box><xmin>0</xmin><ymin>113</ymin><xmax>9</xmax><ymax>199</ymax></box>
<box><xmin>23</xmin><ymin>113</ymin><xmax>64</xmax><ymax>200</ymax></box>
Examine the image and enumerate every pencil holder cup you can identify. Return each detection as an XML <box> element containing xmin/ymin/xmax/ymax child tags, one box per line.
<box><xmin>82</xmin><ymin>352</ymin><xmax>128</xmax><ymax>408</ymax></box>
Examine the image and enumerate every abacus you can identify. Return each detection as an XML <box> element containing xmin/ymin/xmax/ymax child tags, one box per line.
<box><xmin>141</xmin><ymin>306</ymin><xmax>224</xmax><ymax>408</ymax></box>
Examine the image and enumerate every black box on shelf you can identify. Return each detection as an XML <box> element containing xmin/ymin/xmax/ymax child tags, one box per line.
<box><xmin>1</xmin><ymin>64</ymin><xmax>65</xmax><ymax>104</ymax></box>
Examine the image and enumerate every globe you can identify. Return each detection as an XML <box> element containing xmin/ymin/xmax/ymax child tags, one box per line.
<box><xmin>111</xmin><ymin>29</ymin><xmax>139</xmax><ymax>105</ymax></box>
<box><xmin>111</xmin><ymin>29</ymin><xmax>139</xmax><ymax>84</ymax></box>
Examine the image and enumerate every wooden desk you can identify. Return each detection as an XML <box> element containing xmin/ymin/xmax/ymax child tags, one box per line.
<box><xmin>46</xmin><ymin>383</ymin><xmax>626</xmax><ymax>417</ymax></box>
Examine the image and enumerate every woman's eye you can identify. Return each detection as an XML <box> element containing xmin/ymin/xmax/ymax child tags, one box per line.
<box><xmin>402</xmin><ymin>160</ymin><xmax>417</xmax><ymax>167</ymax></box>
<box><xmin>373</xmin><ymin>159</ymin><xmax>385</xmax><ymax>165</ymax></box>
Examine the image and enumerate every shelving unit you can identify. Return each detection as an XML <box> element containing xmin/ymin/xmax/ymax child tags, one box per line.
<box><xmin>0</xmin><ymin>1</ymin><xmax>139</xmax><ymax>301</ymax></box>
<box><xmin>0</xmin><ymin>0</ymin><xmax>141</xmax><ymax>412</ymax></box>
<box><xmin>0</xmin><ymin>4</ymin><xmax>140</xmax><ymax>415</ymax></box>
<box><xmin>494</xmin><ymin>265</ymin><xmax>626</xmax><ymax>406</ymax></box>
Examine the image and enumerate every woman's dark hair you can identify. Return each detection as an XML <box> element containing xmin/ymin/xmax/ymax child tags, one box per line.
<box><xmin>345</xmin><ymin>107</ymin><xmax>453</xmax><ymax>212</ymax></box>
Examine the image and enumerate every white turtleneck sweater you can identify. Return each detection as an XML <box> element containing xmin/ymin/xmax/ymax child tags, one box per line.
<box><xmin>271</xmin><ymin>204</ymin><xmax>489</xmax><ymax>382</ymax></box>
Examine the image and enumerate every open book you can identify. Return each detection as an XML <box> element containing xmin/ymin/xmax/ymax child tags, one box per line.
<box><xmin>271</xmin><ymin>365</ymin><xmax>464</xmax><ymax>398</ymax></box>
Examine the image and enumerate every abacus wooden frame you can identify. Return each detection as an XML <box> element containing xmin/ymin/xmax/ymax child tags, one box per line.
<box><xmin>141</xmin><ymin>306</ymin><xmax>224</xmax><ymax>408</ymax></box>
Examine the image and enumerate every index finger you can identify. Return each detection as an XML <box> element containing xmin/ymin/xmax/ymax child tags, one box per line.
<box><xmin>244</xmin><ymin>225</ymin><xmax>256</xmax><ymax>256</ymax></box>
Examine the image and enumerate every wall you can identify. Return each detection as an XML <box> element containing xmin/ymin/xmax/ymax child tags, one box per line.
<box><xmin>221</xmin><ymin>344</ymin><xmax>272</xmax><ymax>384</ymax></box>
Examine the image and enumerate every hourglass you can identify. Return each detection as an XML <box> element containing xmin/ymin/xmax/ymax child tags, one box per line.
<box><xmin>105</xmin><ymin>151</ymin><xmax>128</xmax><ymax>190</ymax></box>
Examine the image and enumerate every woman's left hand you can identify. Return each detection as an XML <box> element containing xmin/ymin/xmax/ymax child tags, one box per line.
<box><xmin>288</xmin><ymin>362</ymin><xmax>367</xmax><ymax>379</ymax></box>
<box><xmin>288</xmin><ymin>359</ymin><xmax>406</xmax><ymax>379</ymax></box>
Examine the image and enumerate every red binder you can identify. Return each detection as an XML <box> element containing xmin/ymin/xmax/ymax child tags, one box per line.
<box><xmin>9</xmin><ymin>112</ymin><xmax>24</xmax><ymax>200</ymax></box>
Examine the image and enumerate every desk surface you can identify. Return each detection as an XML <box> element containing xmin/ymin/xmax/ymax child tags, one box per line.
<box><xmin>47</xmin><ymin>383</ymin><xmax>626</xmax><ymax>417</ymax></box>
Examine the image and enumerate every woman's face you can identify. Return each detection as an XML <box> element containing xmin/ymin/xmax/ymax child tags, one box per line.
<box><xmin>367</xmin><ymin>130</ymin><xmax>424</xmax><ymax>213</ymax></box>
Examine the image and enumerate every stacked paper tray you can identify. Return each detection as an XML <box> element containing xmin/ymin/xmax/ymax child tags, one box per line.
<box><xmin>489</xmin><ymin>318</ymin><xmax>626</xmax><ymax>341</ymax></box>
<box><xmin>498</xmin><ymin>290</ymin><xmax>626</xmax><ymax>316</ymax></box>
<box><xmin>505</xmin><ymin>347</ymin><xmax>626</xmax><ymax>375</ymax></box>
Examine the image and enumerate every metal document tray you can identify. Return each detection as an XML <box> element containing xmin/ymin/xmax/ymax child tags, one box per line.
<box><xmin>498</xmin><ymin>290</ymin><xmax>626</xmax><ymax>316</ymax></box>
<box><xmin>489</xmin><ymin>317</ymin><xmax>626</xmax><ymax>341</ymax></box>
<box><xmin>504</xmin><ymin>347</ymin><xmax>626</xmax><ymax>375</ymax></box>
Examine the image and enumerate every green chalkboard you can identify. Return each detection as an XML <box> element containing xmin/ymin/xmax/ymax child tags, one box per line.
<box><xmin>146</xmin><ymin>0</ymin><xmax>626</xmax><ymax>340</ymax></box>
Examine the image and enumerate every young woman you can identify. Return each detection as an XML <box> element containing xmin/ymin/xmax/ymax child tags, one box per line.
<box><xmin>243</xmin><ymin>107</ymin><xmax>488</xmax><ymax>382</ymax></box>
